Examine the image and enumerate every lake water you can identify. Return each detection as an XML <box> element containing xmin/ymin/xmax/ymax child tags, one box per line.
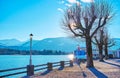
<box><xmin>0</xmin><ymin>55</ymin><xmax>71</xmax><ymax>78</ymax></box>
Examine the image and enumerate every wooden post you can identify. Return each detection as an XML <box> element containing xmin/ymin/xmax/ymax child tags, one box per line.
<box><xmin>70</xmin><ymin>60</ymin><xmax>73</xmax><ymax>67</ymax></box>
<box><xmin>60</xmin><ymin>61</ymin><xmax>64</xmax><ymax>68</ymax></box>
<box><xmin>27</xmin><ymin>65</ymin><xmax>34</xmax><ymax>76</ymax></box>
<box><xmin>47</xmin><ymin>63</ymin><xmax>52</xmax><ymax>71</ymax></box>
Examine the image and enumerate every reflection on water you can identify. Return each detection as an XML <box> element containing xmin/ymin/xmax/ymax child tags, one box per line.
<box><xmin>0</xmin><ymin>55</ymin><xmax>70</xmax><ymax>78</ymax></box>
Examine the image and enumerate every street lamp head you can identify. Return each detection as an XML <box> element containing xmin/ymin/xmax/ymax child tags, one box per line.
<box><xmin>30</xmin><ymin>33</ymin><xmax>33</xmax><ymax>38</ymax></box>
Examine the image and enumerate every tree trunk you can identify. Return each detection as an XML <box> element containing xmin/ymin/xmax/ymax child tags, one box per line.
<box><xmin>104</xmin><ymin>45</ymin><xmax>108</xmax><ymax>60</ymax></box>
<box><xmin>86</xmin><ymin>37</ymin><xmax>94</xmax><ymax>68</ymax></box>
<box><xmin>98</xmin><ymin>45</ymin><xmax>104</xmax><ymax>62</ymax></box>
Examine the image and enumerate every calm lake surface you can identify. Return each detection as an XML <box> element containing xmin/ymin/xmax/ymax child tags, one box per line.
<box><xmin>0</xmin><ymin>55</ymin><xmax>71</xmax><ymax>78</ymax></box>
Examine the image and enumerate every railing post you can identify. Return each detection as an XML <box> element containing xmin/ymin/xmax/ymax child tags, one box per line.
<box><xmin>47</xmin><ymin>63</ymin><xmax>52</xmax><ymax>71</ymax></box>
<box><xmin>27</xmin><ymin>65</ymin><xmax>34</xmax><ymax>76</ymax></box>
<box><xmin>70</xmin><ymin>60</ymin><xmax>73</xmax><ymax>67</ymax></box>
<box><xmin>60</xmin><ymin>61</ymin><xmax>64</xmax><ymax>68</ymax></box>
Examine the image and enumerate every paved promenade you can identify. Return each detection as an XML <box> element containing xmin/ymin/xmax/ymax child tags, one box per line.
<box><xmin>31</xmin><ymin>59</ymin><xmax>120</xmax><ymax>78</ymax></box>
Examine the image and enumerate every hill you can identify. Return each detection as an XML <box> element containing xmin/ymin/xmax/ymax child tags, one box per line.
<box><xmin>0</xmin><ymin>37</ymin><xmax>120</xmax><ymax>52</ymax></box>
<box><xmin>0</xmin><ymin>39</ymin><xmax>23</xmax><ymax>46</ymax></box>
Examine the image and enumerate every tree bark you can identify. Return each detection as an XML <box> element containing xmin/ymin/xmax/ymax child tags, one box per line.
<box><xmin>98</xmin><ymin>45</ymin><xmax>104</xmax><ymax>62</ymax></box>
<box><xmin>104</xmin><ymin>45</ymin><xmax>108</xmax><ymax>60</ymax></box>
<box><xmin>86</xmin><ymin>37</ymin><xmax>94</xmax><ymax>67</ymax></box>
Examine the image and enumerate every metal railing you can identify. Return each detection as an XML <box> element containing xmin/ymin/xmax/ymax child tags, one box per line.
<box><xmin>0</xmin><ymin>60</ymin><xmax>73</xmax><ymax>78</ymax></box>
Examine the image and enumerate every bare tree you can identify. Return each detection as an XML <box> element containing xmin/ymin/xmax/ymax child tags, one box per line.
<box><xmin>62</xmin><ymin>0</ymin><xmax>113</xmax><ymax>67</ymax></box>
<box><xmin>93</xmin><ymin>28</ymin><xmax>105</xmax><ymax>62</ymax></box>
<box><xmin>103</xmin><ymin>30</ymin><xmax>115</xmax><ymax>60</ymax></box>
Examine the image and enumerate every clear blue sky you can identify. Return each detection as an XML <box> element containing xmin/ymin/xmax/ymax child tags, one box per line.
<box><xmin>0</xmin><ymin>0</ymin><xmax>120</xmax><ymax>41</ymax></box>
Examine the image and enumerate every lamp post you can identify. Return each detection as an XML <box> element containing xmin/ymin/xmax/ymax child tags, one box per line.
<box><xmin>29</xmin><ymin>33</ymin><xmax>33</xmax><ymax>65</ymax></box>
<box><xmin>27</xmin><ymin>33</ymin><xmax>34</xmax><ymax>76</ymax></box>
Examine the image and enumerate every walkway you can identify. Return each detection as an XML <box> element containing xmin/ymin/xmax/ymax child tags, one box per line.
<box><xmin>30</xmin><ymin>59</ymin><xmax>120</xmax><ymax>78</ymax></box>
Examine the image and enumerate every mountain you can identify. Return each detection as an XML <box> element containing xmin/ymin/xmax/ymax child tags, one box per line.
<box><xmin>20</xmin><ymin>37</ymin><xmax>84</xmax><ymax>52</ymax></box>
<box><xmin>0</xmin><ymin>39</ymin><xmax>23</xmax><ymax>46</ymax></box>
<box><xmin>0</xmin><ymin>45</ymin><xmax>6</xmax><ymax>48</ymax></box>
<box><xmin>33</xmin><ymin>37</ymin><xmax>82</xmax><ymax>52</ymax></box>
<box><xmin>0</xmin><ymin>37</ymin><xmax>120</xmax><ymax>52</ymax></box>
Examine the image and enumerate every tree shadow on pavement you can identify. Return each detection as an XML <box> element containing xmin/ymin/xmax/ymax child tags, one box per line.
<box><xmin>103</xmin><ymin>61</ymin><xmax>120</xmax><ymax>68</ymax></box>
<box><xmin>79</xmin><ymin>66</ymin><xmax>87</xmax><ymax>78</ymax></box>
<box><xmin>116</xmin><ymin>59</ymin><xmax>120</xmax><ymax>63</ymax></box>
<box><xmin>58</xmin><ymin>67</ymin><xmax>64</xmax><ymax>70</ymax></box>
<box><xmin>40</xmin><ymin>70</ymin><xmax>52</xmax><ymax>76</ymax></box>
<box><xmin>40</xmin><ymin>67</ymin><xmax>64</xmax><ymax>76</ymax></box>
<box><xmin>88</xmin><ymin>67</ymin><xmax>108</xmax><ymax>78</ymax></box>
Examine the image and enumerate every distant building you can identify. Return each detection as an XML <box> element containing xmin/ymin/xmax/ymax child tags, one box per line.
<box><xmin>114</xmin><ymin>50</ymin><xmax>120</xmax><ymax>58</ymax></box>
<box><xmin>92</xmin><ymin>49</ymin><xmax>115</xmax><ymax>59</ymax></box>
<box><xmin>74</xmin><ymin>45</ymin><xmax>116</xmax><ymax>59</ymax></box>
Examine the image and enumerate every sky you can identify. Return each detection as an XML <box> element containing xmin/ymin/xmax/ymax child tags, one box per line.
<box><xmin>0</xmin><ymin>0</ymin><xmax>120</xmax><ymax>41</ymax></box>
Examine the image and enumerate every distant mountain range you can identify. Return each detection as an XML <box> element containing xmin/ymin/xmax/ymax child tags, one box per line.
<box><xmin>0</xmin><ymin>37</ymin><xmax>120</xmax><ymax>52</ymax></box>
<box><xmin>0</xmin><ymin>39</ymin><xmax>23</xmax><ymax>46</ymax></box>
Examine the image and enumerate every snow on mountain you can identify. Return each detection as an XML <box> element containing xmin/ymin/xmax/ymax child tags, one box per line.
<box><xmin>32</xmin><ymin>37</ymin><xmax>80</xmax><ymax>52</ymax></box>
<box><xmin>19</xmin><ymin>37</ymin><xmax>86</xmax><ymax>52</ymax></box>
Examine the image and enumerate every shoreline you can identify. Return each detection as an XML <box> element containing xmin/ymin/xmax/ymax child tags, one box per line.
<box><xmin>30</xmin><ymin>59</ymin><xmax>120</xmax><ymax>78</ymax></box>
